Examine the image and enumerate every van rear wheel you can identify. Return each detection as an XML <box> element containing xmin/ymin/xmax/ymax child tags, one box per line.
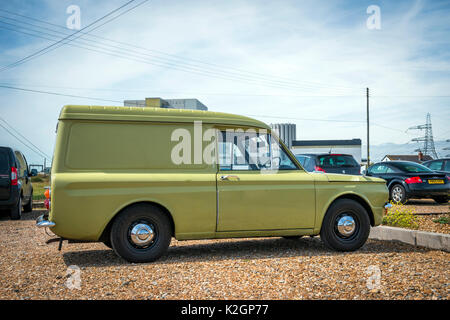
<box><xmin>110</xmin><ymin>204</ymin><xmax>172</xmax><ymax>263</ymax></box>
<box><xmin>320</xmin><ymin>199</ymin><xmax>370</xmax><ymax>251</ymax></box>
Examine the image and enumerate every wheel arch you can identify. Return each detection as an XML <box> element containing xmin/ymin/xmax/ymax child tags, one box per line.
<box><xmin>387</xmin><ymin>179</ymin><xmax>408</xmax><ymax>192</ymax></box>
<box><xmin>321</xmin><ymin>193</ymin><xmax>376</xmax><ymax>228</ymax></box>
<box><xmin>99</xmin><ymin>201</ymin><xmax>176</xmax><ymax>243</ymax></box>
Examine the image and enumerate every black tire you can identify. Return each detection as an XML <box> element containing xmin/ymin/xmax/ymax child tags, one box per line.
<box><xmin>10</xmin><ymin>197</ymin><xmax>22</xmax><ymax>220</ymax></box>
<box><xmin>390</xmin><ymin>184</ymin><xmax>407</xmax><ymax>204</ymax></box>
<box><xmin>23</xmin><ymin>192</ymin><xmax>33</xmax><ymax>213</ymax></box>
<box><xmin>282</xmin><ymin>236</ymin><xmax>302</xmax><ymax>240</ymax></box>
<box><xmin>103</xmin><ymin>239</ymin><xmax>113</xmax><ymax>249</ymax></box>
<box><xmin>433</xmin><ymin>196</ymin><xmax>449</xmax><ymax>204</ymax></box>
<box><xmin>320</xmin><ymin>199</ymin><xmax>370</xmax><ymax>251</ymax></box>
<box><xmin>110</xmin><ymin>204</ymin><xmax>172</xmax><ymax>263</ymax></box>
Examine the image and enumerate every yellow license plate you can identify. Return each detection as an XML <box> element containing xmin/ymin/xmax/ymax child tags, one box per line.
<box><xmin>428</xmin><ymin>179</ymin><xmax>444</xmax><ymax>184</ymax></box>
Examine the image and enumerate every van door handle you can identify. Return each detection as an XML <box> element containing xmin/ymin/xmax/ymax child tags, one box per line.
<box><xmin>220</xmin><ymin>175</ymin><xmax>240</xmax><ymax>181</ymax></box>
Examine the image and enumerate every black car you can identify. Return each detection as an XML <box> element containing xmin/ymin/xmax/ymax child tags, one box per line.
<box><xmin>366</xmin><ymin>161</ymin><xmax>449</xmax><ymax>204</ymax></box>
<box><xmin>295</xmin><ymin>153</ymin><xmax>361</xmax><ymax>175</ymax></box>
<box><xmin>422</xmin><ymin>158</ymin><xmax>450</xmax><ymax>174</ymax></box>
<box><xmin>0</xmin><ymin>147</ymin><xmax>33</xmax><ymax>219</ymax></box>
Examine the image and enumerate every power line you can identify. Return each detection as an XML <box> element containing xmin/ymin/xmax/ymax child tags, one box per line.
<box><xmin>0</xmin><ymin>84</ymin><xmax>371</xmax><ymax>124</ymax></box>
<box><xmin>0</xmin><ymin>116</ymin><xmax>51</xmax><ymax>159</ymax></box>
<box><xmin>0</xmin><ymin>8</ymin><xmax>356</xmax><ymax>92</ymax></box>
<box><xmin>0</xmin><ymin>22</ymin><xmax>355</xmax><ymax>94</ymax></box>
<box><xmin>0</xmin><ymin>0</ymin><xmax>148</xmax><ymax>73</ymax></box>
<box><xmin>0</xmin><ymin>81</ymin><xmax>363</xmax><ymax>97</ymax></box>
<box><xmin>0</xmin><ymin>84</ymin><xmax>123</xmax><ymax>103</ymax></box>
<box><xmin>0</xmin><ymin>122</ymin><xmax>51</xmax><ymax>161</ymax></box>
<box><xmin>243</xmin><ymin>113</ymin><xmax>365</xmax><ymax>123</ymax></box>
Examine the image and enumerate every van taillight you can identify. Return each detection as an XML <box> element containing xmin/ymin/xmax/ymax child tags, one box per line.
<box><xmin>11</xmin><ymin>167</ymin><xmax>18</xmax><ymax>185</ymax></box>
<box><xmin>44</xmin><ymin>188</ymin><xmax>51</xmax><ymax>210</ymax></box>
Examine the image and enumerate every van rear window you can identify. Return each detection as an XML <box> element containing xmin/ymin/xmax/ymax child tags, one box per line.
<box><xmin>0</xmin><ymin>151</ymin><xmax>9</xmax><ymax>174</ymax></box>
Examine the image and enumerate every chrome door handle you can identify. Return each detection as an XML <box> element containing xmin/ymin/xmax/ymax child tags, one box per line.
<box><xmin>220</xmin><ymin>175</ymin><xmax>240</xmax><ymax>181</ymax></box>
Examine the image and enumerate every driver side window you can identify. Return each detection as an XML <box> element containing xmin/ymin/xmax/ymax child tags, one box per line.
<box><xmin>218</xmin><ymin>130</ymin><xmax>298</xmax><ymax>171</ymax></box>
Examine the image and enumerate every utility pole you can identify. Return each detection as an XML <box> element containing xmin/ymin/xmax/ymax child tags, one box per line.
<box><xmin>366</xmin><ymin>88</ymin><xmax>370</xmax><ymax>167</ymax></box>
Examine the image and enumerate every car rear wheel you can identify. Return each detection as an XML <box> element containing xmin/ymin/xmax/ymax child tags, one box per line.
<box><xmin>433</xmin><ymin>196</ymin><xmax>448</xmax><ymax>204</ymax></box>
<box><xmin>390</xmin><ymin>184</ymin><xmax>406</xmax><ymax>204</ymax></box>
<box><xmin>320</xmin><ymin>199</ymin><xmax>370</xmax><ymax>251</ymax></box>
<box><xmin>10</xmin><ymin>197</ymin><xmax>22</xmax><ymax>220</ymax></box>
<box><xmin>23</xmin><ymin>192</ymin><xmax>33</xmax><ymax>213</ymax></box>
<box><xmin>110</xmin><ymin>204</ymin><xmax>172</xmax><ymax>263</ymax></box>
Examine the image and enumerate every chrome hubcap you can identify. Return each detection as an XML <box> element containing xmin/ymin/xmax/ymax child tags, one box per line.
<box><xmin>392</xmin><ymin>187</ymin><xmax>403</xmax><ymax>202</ymax></box>
<box><xmin>336</xmin><ymin>215</ymin><xmax>356</xmax><ymax>236</ymax></box>
<box><xmin>130</xmin><ymin>223</ymin><xmax>154</xmax><ymax>247</ymax></box>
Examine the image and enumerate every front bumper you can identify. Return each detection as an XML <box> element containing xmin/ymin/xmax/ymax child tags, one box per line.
<box><xmin>36</xmin><ymin>214</ymin><xmax>56</xmax><ymax>228</ymax></box>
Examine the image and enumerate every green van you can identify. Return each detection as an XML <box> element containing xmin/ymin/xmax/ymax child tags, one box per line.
<box><xmin>36</xmin><ymin>105</ymin><xmax>389</xmax><ymax>263</ymax></box>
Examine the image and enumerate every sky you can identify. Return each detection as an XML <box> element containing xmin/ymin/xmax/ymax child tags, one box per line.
<box><xmin>0</xmin><ymin>0</ymin><xmax>449</xmax><ymax>166</ymax></box>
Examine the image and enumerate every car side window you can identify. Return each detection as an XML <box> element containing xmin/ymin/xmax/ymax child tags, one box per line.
<box><xmin>445</xmin><ymin>161</ymin><xmax>450</xmax><ymax>172</ymax></box>
<box><xmin>14</xmin><ymin>151</ymin><xmax>26</xmax><ymax>177</ymax></box>
<box><xmin>386</xmin><ymin>166</ymin><xmax>396</xmax><ymax>173</ymax></box>
<box><xmin>427</xmin><ymin>160</ymin><xmax>443</xmax><ymax>171</ymax></box>
<box><xmin>369</xmin><ymin>164</ymin><xmax>387</xmax><ymax>174</ymax></box>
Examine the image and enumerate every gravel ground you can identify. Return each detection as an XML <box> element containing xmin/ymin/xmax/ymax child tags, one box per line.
<box><xmin>0</xmin><ymin>207</ymin><xmax>449</xmax><ymax>300</ymax></box>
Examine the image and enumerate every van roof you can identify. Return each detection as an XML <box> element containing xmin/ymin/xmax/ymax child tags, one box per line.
<box><xmin>59</xmin><ymin>105</ymin><xmax>270</xmax><ymax>129</ymax></box>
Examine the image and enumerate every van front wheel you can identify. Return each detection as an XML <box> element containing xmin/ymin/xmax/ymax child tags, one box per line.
<box><xmin>320</xmin><ymin>199</ymin><xmax>370</xmax><ymax>251</ymax></box>
<box><xmin>110</xmin><ymin>204</ymin><xmax>172</xmax><ymax>263</ymax></box>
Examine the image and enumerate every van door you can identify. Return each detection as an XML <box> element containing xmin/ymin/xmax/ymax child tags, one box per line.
<box><xmin>0</xmin><ymin>148</ymin><xmax>11</xmax><ymax>200</ymax></box>
<box><xmin>216</xmin><ymin>130</ymin><xmax>316</xmax><ymax>231</ymax></box>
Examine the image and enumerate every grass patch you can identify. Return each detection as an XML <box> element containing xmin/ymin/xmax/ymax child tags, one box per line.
<box><xmin>433</xmin><ymin>216</ymin><xmax>450</xmax><ymax>225</ymax></box>
<box><xmin>32</xmin><ymin>175</ymin><xmax>50</xmax><ymax>201</ymax></box>
<box><xmin>383</xmin><ymin>201</ymin><xmax>419</xmax><ymax>229</ymax></box>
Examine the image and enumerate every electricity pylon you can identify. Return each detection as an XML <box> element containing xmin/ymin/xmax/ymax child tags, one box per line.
<box><xmin>407</xmin><ymin>113</ymin><xmax>439</xmax><ymax>159</ymax></box>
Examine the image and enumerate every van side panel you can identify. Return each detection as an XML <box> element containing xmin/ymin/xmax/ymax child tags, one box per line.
<box><xmin>49</xmin><ymin>120</ymin><xmax>217</xmax><ymax>241</ymax></box>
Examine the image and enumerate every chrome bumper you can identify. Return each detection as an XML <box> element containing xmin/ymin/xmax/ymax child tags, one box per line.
<box><xmin>36</xmin><ymin>214</ymin><xmax>55</xmax><ymax>228</ymax></box>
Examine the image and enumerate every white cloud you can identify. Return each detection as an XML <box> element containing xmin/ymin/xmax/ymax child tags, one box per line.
<box><xmin>0</xmin><ymin>0</ymin><xmax>449</xmax><ymax>164</ymax></box>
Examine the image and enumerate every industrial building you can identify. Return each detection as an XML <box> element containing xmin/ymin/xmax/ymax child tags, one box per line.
<box><xmin>270</xmin><ymin>123</ymin><xmax>296</xmax><ymax>149</ymax></box>
<box><xmin>124</xmin><ymin>97</ymin><xmax>208</xmax><ymax>110</ymax></box>
<box><xmin>271</xmin><ymin>123</ymin><xmax>362</xmax><ymax>163</ymax></box>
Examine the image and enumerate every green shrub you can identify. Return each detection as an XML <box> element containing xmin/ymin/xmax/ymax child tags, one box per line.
<box><xmin>31</xmin><ymin>176</ymin><xmax>43</xmax><ymax>183</ymax></box>
<box><xmin>382</xmin><ymin>201</ymin><xmax>419</xmax><ymax>229</ymax></box>
<box><xmin>433</xmin><ymin>216</ymin><xmax>450</xmax><ymax>224</ymax></box>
